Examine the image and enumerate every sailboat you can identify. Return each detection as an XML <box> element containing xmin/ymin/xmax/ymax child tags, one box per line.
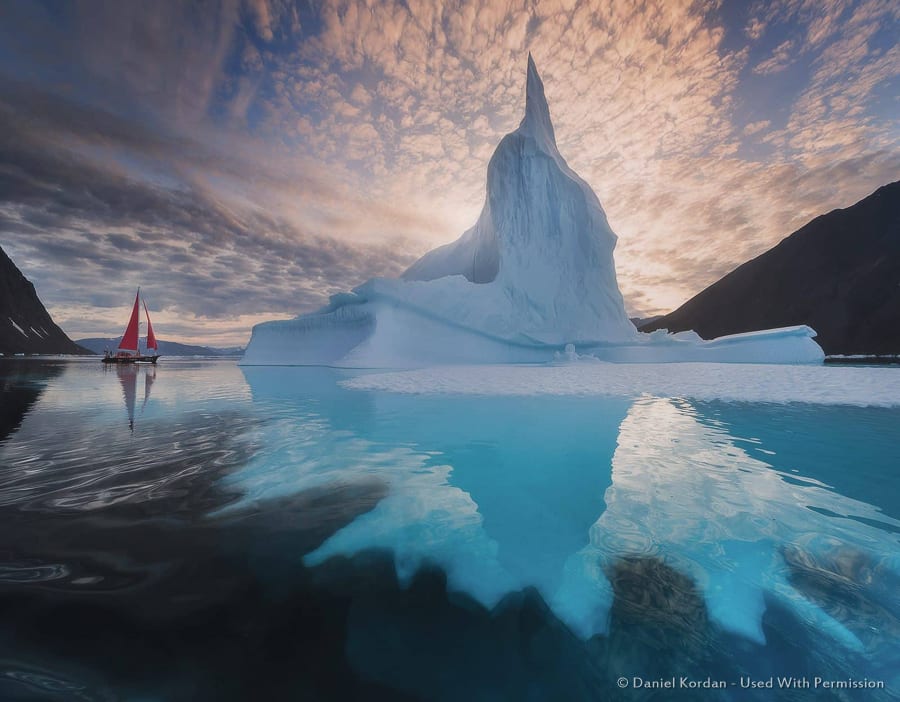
<box><xmin>101</xmin><ymin>289</ymin><xmax>161</xmax><ymax>364</ymax></box>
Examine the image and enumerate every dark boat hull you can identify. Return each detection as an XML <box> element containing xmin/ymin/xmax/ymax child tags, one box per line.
<box><xmin>101</xmin><ymin>355</ymin><xmax>160</xmax><ymax>364</ymax></box>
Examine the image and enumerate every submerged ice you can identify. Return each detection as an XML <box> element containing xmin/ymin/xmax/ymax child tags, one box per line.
<box><xmin>241</xmin><ymin>56</ymin><xmax>824</xmax><ymax>366</ymax></box>
<box><xmin>227</xmin><ymin>367</ymin><xmax>900</xmax><ymax>674</ymax></box>
<box><xmin>305</xmin><ymin>394</ymin><xmax>899</xmax><ymax>652</ymax></box>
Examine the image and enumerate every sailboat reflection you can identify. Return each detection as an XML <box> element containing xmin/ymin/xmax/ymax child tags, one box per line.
<box><xmin>110</xmin><ymin>364</ymin><xmax>156</xmax><ymax>431</ymax></box>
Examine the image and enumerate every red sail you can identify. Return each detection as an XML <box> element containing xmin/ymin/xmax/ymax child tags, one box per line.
<box><xmin>118</xmin><ymin>290</ymin><xmax>141</xmax><ymax>352</ymax></box>
<box><xmin>143</xmin><ymin>300</ymin><xmax>158</xmax><ymax>351</ymax></box>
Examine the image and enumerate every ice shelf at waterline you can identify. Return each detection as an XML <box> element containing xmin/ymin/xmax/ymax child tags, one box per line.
<box><xmin>241</xmin><ymin>56</ymin><xmax>824</xmax><ymax>367</ymax></box>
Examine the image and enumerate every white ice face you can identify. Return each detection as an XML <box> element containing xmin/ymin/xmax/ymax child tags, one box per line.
<box><xmin>241</xmin><ymin>57</ymin><xmax>823</xmax><ymax>367</ymax></box>
<box><xmin>397</xmin><ymin>54</ymin><xmax>635</xmax><ymax>345</ymax></box>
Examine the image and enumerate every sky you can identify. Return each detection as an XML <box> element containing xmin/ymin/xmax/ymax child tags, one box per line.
<box><xmin>0</xmin><ymin>0</ymin><xmax>897</xmax><ymax>346</ymax></box>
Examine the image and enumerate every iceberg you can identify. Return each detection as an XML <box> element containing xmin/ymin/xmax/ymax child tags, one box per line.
<box><xmin>242</xmin><ymin>55</ymin><xmax>823</xmax><ymax>366</ymax></box>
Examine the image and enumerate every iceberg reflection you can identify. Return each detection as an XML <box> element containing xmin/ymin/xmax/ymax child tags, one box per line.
<box><xmin>238</xmin><ymin>366</ymin><xmax>629</xmax><ymax>611</ymax></box>
<box><xmin>579</xmin><ymin>397</ymin><xmax>900</xmax><ymax>651</ymax></box>
<box><xmin>236</xmin><ymin>368</ymin><xmax>899</xmax><ymax>667</ymax></box>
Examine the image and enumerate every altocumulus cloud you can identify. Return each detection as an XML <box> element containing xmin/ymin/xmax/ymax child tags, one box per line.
<box><xmin>0</xmin><ymin>0</ymin><xmax>897</xmax><ymax>343</ymax></box>
<box><xmin>0</xmin><ymin>75</ymin><xmax>418</xmax><ymax>343</ymax></box>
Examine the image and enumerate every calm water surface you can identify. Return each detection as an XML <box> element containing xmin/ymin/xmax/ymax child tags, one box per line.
<box><xmin>0</xmin><ymin>358</ymin><xmax>898</xmax><ymax>701</ymax></box>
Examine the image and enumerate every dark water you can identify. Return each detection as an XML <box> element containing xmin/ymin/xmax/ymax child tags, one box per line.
<box><xmin>0</xmin><ymin>358</ymin><xmax>898</xmax><ymax>701</ymax></box>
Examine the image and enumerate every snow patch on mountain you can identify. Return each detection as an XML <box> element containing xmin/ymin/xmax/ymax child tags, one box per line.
<box><xmin>9</xmin><ymin>318</ymin><xmax>28</xmax><ymax>337</ymax></box>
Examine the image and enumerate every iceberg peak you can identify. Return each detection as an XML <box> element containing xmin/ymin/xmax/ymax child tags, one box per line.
<box><xmin>519</xmin><ymin>53</ymin><xmax>557</xmax><ymax>151</ymax></box>
<box><xmin>241</xmin><ymin>56</ymin><xmax>825</xmax><ymax>366</ymax></box>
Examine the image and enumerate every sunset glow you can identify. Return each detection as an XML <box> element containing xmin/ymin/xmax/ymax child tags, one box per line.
<box><xmin>1</xmin><ymin>0</ymin><xmax>897</xmax><ymax>345</ymax></box>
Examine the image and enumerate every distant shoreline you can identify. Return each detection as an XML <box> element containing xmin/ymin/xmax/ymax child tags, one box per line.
<box><xmin>4</xmin><ymin>354</ymin><xmax>897</xmax><ymax>366</ymax></box>
<box><xmin>0</xmin><ymin>354</ymin><xmax>243</xmax><ymax>360</ymax></box>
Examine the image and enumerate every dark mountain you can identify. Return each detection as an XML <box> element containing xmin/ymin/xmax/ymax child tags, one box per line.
<box><xmin>76</xmin><ymin>338</ymin><xmax>244</xmax><ymax>357</ymax></box>
<box><xmin>0</xmin><ymin>246</ymin><xmax>90</xmax><ymax>355</ymax></box>
<box><xmin>0</xmin><ymin>361</ymin><xmax>65</xmax><ymax>441</ymax></box>
<box><xmin>641</xmin><ymin>181</ymin><xmax>900</xmax><ymax>355</ymax></box>
<box><xmin>629</xmin><ymin>315</ymin><xmax>663</xmax><ymax>329</ymax></box>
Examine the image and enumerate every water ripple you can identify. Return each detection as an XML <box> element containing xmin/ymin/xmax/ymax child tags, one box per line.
<box><xmin>0</xmin><ymin>411</ymin><xmax>260</xmax><ymax>514</ymax></box>
<box><xmin>0</xmin><ymin>561</ymin><xmax>69</xmax><ymax>583</ymax></box>
<box><xmin>0</xmin><ymin>667</ymin><xmax>109</xmax><ymax>701</ymax></box>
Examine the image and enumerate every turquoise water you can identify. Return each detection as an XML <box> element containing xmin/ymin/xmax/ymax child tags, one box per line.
<box><xmin>0</xmin><ymin>358</ymin><xmax>898</xmax><ymax>700</ymax></box>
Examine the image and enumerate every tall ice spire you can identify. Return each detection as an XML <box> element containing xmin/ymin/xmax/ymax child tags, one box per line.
<box><xmin>519</xmin><ymin>52</ymin><xmax>557</xmax><ymax>149</ymax></box>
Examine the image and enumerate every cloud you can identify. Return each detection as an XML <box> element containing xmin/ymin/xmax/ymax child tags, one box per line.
<box><xmin>743</xmin><ymin>120</ymin><xmax>772</xmax><ymax>135</ymax></box>
<box><xmin>248</xmin><ymin>0</ymin><xmax>274</xmax><ymax>40</ymax></box>
<box><xmin>745</xmin><ymin>16</ymin><xmax>767</xmax><ymax>40</ymax></box>
<box><xmin>0</xmin><ymin>81</ymin><xmax>417</xmax><ymax>342</ymax></box>
<box><xmin>753</xmin><ymin>38</ymin><xmax>798</xmax><ymax>74</ymax></box>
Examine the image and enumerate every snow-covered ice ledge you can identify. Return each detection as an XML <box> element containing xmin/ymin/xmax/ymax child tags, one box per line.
<box><xmin>241</xmin><ymin>56</ymin><xmax>824</xmax><ymax>368</ymax></box>
<box><xmin>241</xmin><ymin>299</ymin><xmax>823</xmax><ymax>366</ymax></box>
